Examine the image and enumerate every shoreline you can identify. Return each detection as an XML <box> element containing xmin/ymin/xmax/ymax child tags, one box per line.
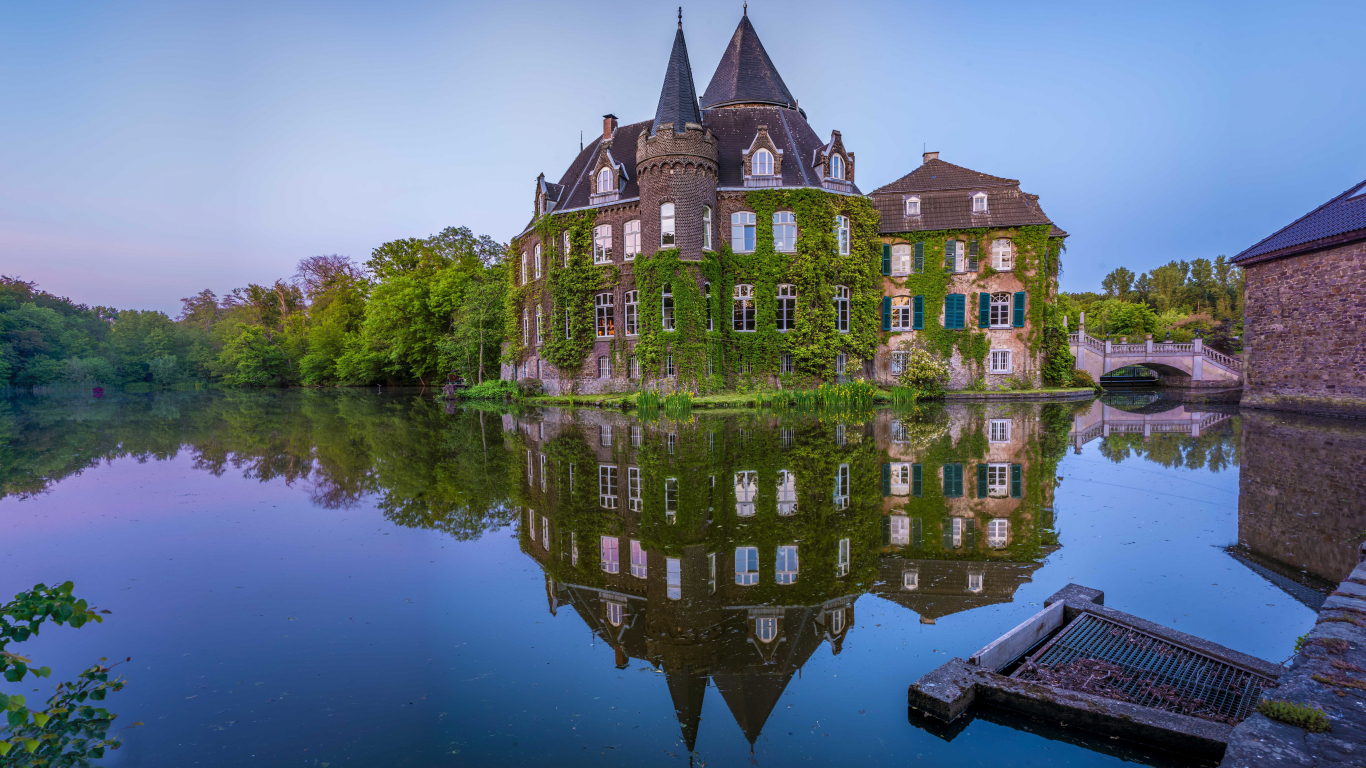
<box><xmin>498</xmin><ymin>386</ymin><xmax>1100</xmax><ymax>410</ymax></box>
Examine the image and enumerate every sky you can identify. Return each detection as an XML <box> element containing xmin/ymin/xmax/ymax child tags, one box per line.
<box><xmin>2</xmin><ymin>0</ymin><xmax>1363</xmax><ymax>315</ymax></box>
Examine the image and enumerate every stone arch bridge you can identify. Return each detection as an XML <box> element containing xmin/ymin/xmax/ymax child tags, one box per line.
<box><xmin>1069</xmin><ymin>331</ymin><xmax>1243</xmax><ymax>387</ymax></box>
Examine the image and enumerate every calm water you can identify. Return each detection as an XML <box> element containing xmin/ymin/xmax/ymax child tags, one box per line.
<box><xmin>3</xmin><ymin>390</ymin><xmax>1364</xmax><ymax>767</ymax></box>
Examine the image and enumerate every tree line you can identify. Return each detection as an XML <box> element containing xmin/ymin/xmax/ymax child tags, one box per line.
<box><xmin>0</xmin><ymin>225</ymin><xmax>509</xmax><ymax>388</ymax></box>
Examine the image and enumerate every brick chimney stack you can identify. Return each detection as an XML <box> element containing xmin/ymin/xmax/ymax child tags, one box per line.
<box><xmin>923</xmin><ymin>151</ymin><xmax>939</xmax><ymax>164</ymax></box>
<box><xmin>603</xmin><ymin>114</ymin><xmax>618</xmax><ymax>141</ymax></box>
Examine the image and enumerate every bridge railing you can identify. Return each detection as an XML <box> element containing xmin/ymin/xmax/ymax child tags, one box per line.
<box><xmin>1202</xmin><ymin>347</ymin><xmax>1243</xmax><ymax>372</ymax></box>
<box><xmin>1068</xmin><ymin>332</ymin><xmax>1105</xmax><ymax>353</ymax></box>
<box><xmin>1109</xmin><ymin>343</ymin><xmax>1147</xmax><ymax>354</ymax></box>
<box><xmin>1153</xmin><ymin>343</ymin><xmax>1195</xmax><ymax>353</ymax></box>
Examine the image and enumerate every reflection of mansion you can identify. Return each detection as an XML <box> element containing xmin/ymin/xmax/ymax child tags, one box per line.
<box><xmin>504</xmin><ymin>406</ymin><xmax>1059</xmax><ymax>749</ymax></box>
<box><xmin>1068</xmin><ymin>398</ymin><xmax>1232</xmax><ymax>451</ymax></box>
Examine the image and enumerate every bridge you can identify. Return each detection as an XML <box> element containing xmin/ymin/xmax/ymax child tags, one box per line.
<box><xmin>1069</xmin><ymin>328</ymin><xmax>1243</xmax><ymax>387</ymax></box>
<box><xmin>1068</xmin><ymin>399</ymin><xmax>1234</xmax><ymax>452</ymax></box>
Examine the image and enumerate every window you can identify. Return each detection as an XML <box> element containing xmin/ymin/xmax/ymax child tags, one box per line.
<box><xmin>781</xmin><ymin>354</ymin><xmax>794</xmax><ymax>373</ymax></box>
<box><xmin>624</xmin><ymin>220</ymin><xmax>641</xmax><ymax>260</ymax></box>
<box><xmin>665</xmin><ymin>477</ymin><xmax>678</xmax><ymax>515</ymax></box>
<box><xmin>599</xmin><ymin>425</ymin><xmax>612</xmax><ymax>447</ymax></box>
<box><xmin>972</xmin><ymin>192</ymin><xmax>988</xmax><ymax>213</ymax></box>
<box><xmin>773</xmin><ymin>211</ymin><xmax>796</xmax><ymax>251</ymax></box>
<box><xmin>993</xmin><ymin>238</ymin><xmax>1013</xmax><ymax>270</ymax></box>
<box><xmin>756</xmin><ymin>616</ymin><xmax>777</xmax><ymax>642</ymax></box>
<box><xmin>624</xmin><ymin>290</ymin><xmax>639</xmax><ymax>336</ymax></box>
<box><xmin>892</xmin><ymin>244</ymin><xmax>912</xmax><ymax>276</ymax></box>
<box><xmin>597</xmin><ymin>167</ymin><xmax>612</xmax><ymax>193</ymax></box>
<box><xmin>735</xmin><ymin>547</ymin><xmax>759</xmax><ymax>585</ymax></box>
<box><xmin>600</xmin><ymin>536</ymin><xmax>619</xmax><ymax>573</ymax></box>
<box><xmin>944</xmin><ymin>240</ymin><xmax>962</xmax><ymax>272</ymax></box>
<box><xmin>595</xmin><ymin>293</ymin><xmax>614</xmax><ymax>337</ymax></box>
<box><xmin>944</xmin><ymin>293</ymin><xmax>966</xmax><ymax>329</ymax></box>
<box><xmin>564</xmin><ymin>309</ymin><xmax>571</xmax><ymax>340</ymax></box>
<box><xmin>563</xmin><ymin>231</ymin><xmax>571</xmax><ymax>265</ymax></box>
<box><xmin>661</xmin><ymin>285</ymin><xmax>674</xmax><ymax>330</ymax></box>
<box><xmin>891</xmin><ymin>295</ymin><xmax>912</xmax><ymax>330</ymax></box>
<box><xmin>734</xmin><ymin>471</ymin><xmax>758</xmax><ymax>516</ymax></box>
<box><xmin>541</xmin><ymin>515</ymin><xmax>548</xmax><ymax>549</ymax></box>
<box><xmin>629</xmin><ymin>356</ymin><xmax>640</xmax><ymax>379</ymax></box>
<box><xmin>666</xmin><ymin>557</ymin><xmax>681</xmax><ymax>600</ymax></box>
<box><xmin>665</xmin><ymin>355</ymin><xmax>675</xmax><ymax>376</ymax></box>
<box><xmin>834</xmin><ymin>285</ymin><xmax>850</xmax><ymax>333</ymax></box>
<box><xmin>834</xmin><ymin>215</ymin><xmax>850</xmax><ymax>255</ymax></box>
<box><xmin>775</xmin><ymin>545</ymin><xmax>798</xmax><ymax>585</ymax></box>
<box><xmin>520</xmin><ymin>252</ymin><xmax>528</xmax><ymax>284</ymax></box>
<box><xmin>988</xmin><ymin>519</ymin><xmax>1008</xmax><ymax>549</ymax></box>
<box><xmin>829</xmin><ymin>154</ymin><xmax>844</xmax><ymax>180</ymax></box>
<box><xmin>708</xmin><ymin>552</ymin><xmax>717</xmax><ymax>594</ymax></box>
<box><xmin>987</xmin><ymin>463</ymin><xmax>1009</xmax><ymax>497</ymax></box>
<box><xmin>776</xmin><ymin>285</ymin><xmax>796</xmax><ymax>331</ymax></box>
<box><xmin>732</xmin><ymin>284</ymin><xmax>756</xmax><ymax>331</ymax></box>
<box><xmin>989</xmin><ymin>419</ymin><xmax>1011</xmax><ymax>443</ymax></box>
<box><xmin>570</xmin><ymin>531</ymin><xmax>578</xmax><ymax>566</ymax></box>
<box><xmin>731</xmin><ymin>212</ymin><xmax>756</xmax><ymax>252</ymax></box>
<box><xmin>890</xmin><ymin>515</ymin><xmax>910</xmax><ymax>546</ymax></box>
<box><xmin>835</xmin><ymin>353</ymin><xmax>847</xmax><ymax>378</ymax></box>
<box><xmin>593</xmin><ymin>225</ymin><xmax>612</xmax><ymax>263</ymax></box>
<box><xmin>535</xmin><ymin>307</ymin><xmax>543</xmax><ymax>344</ymax></box>
<box><xmin>902</xmin><ymin>569</ymin><xmax>919</xmax><ymax>591</ymax></box>
<box><xmin>702</xmin><ymin>206</ymin><xmax>713</xmax><ymax>251</ymax></box>
<box><xmin>837</xmin><ymin>537</ymin><xmax>850</xmax><ymax>576</ymax></box>
<box><xmin>834</xmin><ymin>463</ymin><xmax>850</xmax><ymax>510</ymax></box>
<box><xmin>540</xmin><ymin>454</ymin><xmax>546</xmax><ymax>492</ymax></box>
<box><xmin>947</xmin><ymin>517</ymin><xmax>964</xmax><ymax>548</ymax></box>
<box><xmin>968</xmin><ymin>572</ymin><xmax>984</xmax><ymax>594</ymax></box>
<box><xmin>599</xmin><ymin>465</ymin><xmax>617</xmax><ymax>508</ymax></box>
<box><xmin>989</xmin><ymin>292</ymin><xmax>1011</xmax><ymax>328</ymax></box>
<box><xmin>630</xmin><ymin>540</ymin><xmax>647</xmax><ymax>579</ymax></box>
<box><xmin>660</xmin><ymin>203</ymin><xmax>675</xmax><ymax>246</ymax></box>
<box><xmin>534</xmin><ymin>244</ymin><xmax>541</xmax><ymax>279</ymax></box>
<box><xmin>630</xmin><ymin>426</ymin><xmax>642</xmax><ymax>447</ymax></box>
<box><xmin>522</xmin><ymin>309</ymin><xmax>528</xmax><ymax>345</ymax></box>
<box><xmin>990</xmin><ymin>349</ymin><xmax>1012</xmax><ymax>374</ymax></box>
<box><xmin>828</xmin><ymin>608</ymin><xmax>845</xmax><ymax>634</ymax></box>
<box><xmin>754</xmin><ymin>148</ymin><xmax>774</xmax><ymax>176</ymax></box>
<box><xmin>943</xmin><ymin>464</ymin><xmax>964</xmax><ymax>498</ymax></box>
<box><xmin>627</xmin><ymin>466</ymin><xmax>641</xmax><ymax>511</ymax></box>
<box><xmin>704</xmin><ymin>282</ymin><xmax>713</xmax><ymax>331</ymax></box>
<box><xmin>905</xmin><ymin>196</ymin><xmax>921</xmax><ymax>216</ymax></box>
<box><xmin>776</xmin><ymin>470</ymin><xmax>797</xmax><ymax>515</ymax></box>
<box><xmin>890</xmin><ymin>351</ymin><xmax>909</xmax><ymax>375</ymax></box>
<box><xmin>891</xmin><ymin>462</ymin><xmax>911</xmax><ymax>495</ymax></box>
<box><xmin>606</xmin><ymin>600</ymin><xmax>624</xmax><ymax>626</ymax></box>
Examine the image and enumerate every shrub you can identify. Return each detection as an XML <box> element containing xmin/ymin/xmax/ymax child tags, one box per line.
<box><xmin>516</xmin><ymin>377</ymin><xmax>543</xmax><ymax>397</ymax></box>
<box><xmin>462</xmin><ymin>379</ymin><xmax>519</xmax><ymax>400</ymax></box>
<box><xmin>1071</xmin><ymin>369</ymin><xmax>1099</xmax><ymax>390</ymax></box>
<box><xmin>895</xmin><ymin>347</ymin><xmax>950</xmax><ymax>396</ymax></box>
<box><xmin>1257</xmin><ymin>700</ymin><xmax>1330</xmax><ymax>732</ymax></box>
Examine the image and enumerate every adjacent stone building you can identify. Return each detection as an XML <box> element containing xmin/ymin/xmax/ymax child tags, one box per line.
<box><xmin>503</xmin><ymin>12</ymin><xmax>1066</xmax><ymax>393</ymax></box>
<box><xmin>1233</xmin><ymin>178</ymin><xmax>1366</xmax><ymax>417</ymax></box>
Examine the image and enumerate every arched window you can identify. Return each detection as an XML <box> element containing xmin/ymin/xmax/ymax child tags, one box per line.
<box><xmin>605</xmin><ymin>600</ymin><xmax>624</xmax><ymax>627</ymax></box>
<box><xmin>776</xmin><ymin>284</ymin><xmax>796</xmax><ymax>331</ymax></box>
<box><xmin>829</xmin><ymin>154</ymin><xmax>844</xmax><ymax>180</ymax></box>
<box><xmin>756</xmin><ymin>616</ymin><xmax>777</xmax><ymax>642</ymax></box>
<box><xmin>772</xmin><ymin>211</ymin><xmax>796</xmax><ymax>251</ymax></box>
<box><xmin>661</xmin><ymin>284</ymin><xmax>675</xmax><ymax>330</ymax></box>
<box><xmin>597</xmin><ymin>168</ymin><xmax>612</xmax><ymax>193</ymax></box>
<box><xmin>731</xmin><ymin>212</ymin><xmax>756</xmax><ymax>252</ymax></box>
<box><xmin>993</xmin><ymin>238</ymin><xmax>1013</xmax><ymax>270</ymax></box>
<box><xmin>754</xmin><ymin>148</ymin><xmax>774</xmax><ymax>176</ymax></box>
<box><xmin>702</xmin><ymin>205</ymin><xmax>713</xmax><ymax>250</ymax></box>
<box><xmin>891</xmin><ymin>295</ymin><xmax>912</xmax><ymax>330</ymax></box>
<box><xmin>533</xmin><ymin>244</ymin><xmax>541</xmax><ymax>278</ymax></box>
<box><xmin>833</xmin><ymin>215</ymin><xmax>850</xmax><ymax>255</ymax></box>
<box><xmin>833</xmin><ymin>285</ymin><xmax>850</xmax><ymax>333</ymax></box>
<box><xmin>660</xmin><ymin>203</ymin><xmax>675</xmax><ymax>247</ymax></box>
<box><xmin>905</xmin><ymin>196</ymin><xmax>921</xmax><ymax>216</ymax></box>
<box><xmin>972</xmin><ymin>192</ymin><xmax>988</xmax><ymax>213</ymax></box>
<box><xmin>595</xmin><ymin>293</ymin><xmax>615</xmax><ymax>337</ymax></box>
<box><xmin>733</xmin><ymin>284</ymin><xmax>755</xmax><ymax>331</ymax></box>
<box><xmin>892</xmin><ymin>244</ymin><xmax>911</xmax><ymax>276</ymax></box>
<box><xmin>989</xmin><ymin>292</ymin><xmax>1012</xmax><ymax>328</ymax></box>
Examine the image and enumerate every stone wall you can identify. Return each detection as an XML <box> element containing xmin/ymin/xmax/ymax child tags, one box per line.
<box><xmin>1242</xmin><ymin>240</ymin><xmax>1366</xmax><ymax>418</ymax></box>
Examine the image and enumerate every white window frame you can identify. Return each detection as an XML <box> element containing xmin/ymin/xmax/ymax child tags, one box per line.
<box><xmin>989</xmin><ymin>419</ymin><xmax>1012</xmax><ymax>443</ymax></box>
<box><xmin>968</xmin><ymin>571</ymin><xmax>984</xmax><ymax>594</ymax></box>
<box><xmin>989</xmin><ymin>349</ymin><xmax>1012</xmax><ymax>374</ymax></box>
<box><xmin>892</xmin><ymin>243</ymin><xmax>911</xmax><ymax>276</ymax></box>
<box><xmin>834</xmin><ymin>215</ymin><xmax>850</xmax><ymax>256</ymax></box>
<box><xmin>775</xmin><ymin>284</ymin><xmax>796</xmax><ymax>332</ymax></box>
<box><xmin>891</xmin><ymin>462</ymin><xmax>911</xmax><ymax>495</ymax></box>
<box><xmin>563</xmin><ymin>231</ymin><xmax>571</xmax><ymax>266</ymax></box>
<box><xmin>946</xmin><ymin>240</ymin><xmax>963</xmax><ymax>272</ymax></box>
<box><xmin>781</xmin><ymin>353</ymin><xmax>794</xmax><ymax>373</ymax></box>
<box><xmin>829</xmin><ymin>154</ymin><xmax>844</xmax><ymax>180</ymax></box>
<box><xmin>702</xmin><ymin>206</ymin><xmax>713</xmax><ymax>251</ymax></box>
<box><xmin>593</xmin><ymin>224</ymin><xmax>612</xmax><ymax>264</ymax></box>
<box><xmin>598</xmin><ymin>464</ymin><xmax>617</xmax><ymax>508</ymax></box>
<box><xmin>629</xmin><ymin>356</ymin><xmax>640</xmax><ymax>378</ymax></box>
<box><xmin>606</xmin><ymin>600</ymin><xmax>624</xmax><ymax>626</ymax></box>
<box><xmin>660</xmin><ymin>202</ymin><xmax>675</xmax><ymax>247</ymax></box>
<box><xmin>890</xmin><ymin>351</ymin><xmax>910</xmax><ymax>376</ymax></box>
<box><xmin>665</xmin><ymin>477</ymin><xmax>678</xmax><ymax>515</ymax></box>
<box><xmin>627</xmin><ymin>466</ymin><xmax>641</xmax><ymax>511</ymax></box>
<box><xmin>775</xmin><ymin>545</ymin><xmax>798</xmax><ymax>585</ymax></box>
<box><xmin>993</xmin><ymin>238</ymin><xmax>1013</xmax><ymax>270</ymax></box>
<box><xmin>522</xmin><ymin>309</ymin><xmax>528</xmax><ymax>345</ymax></box>
<box><xmin>630</xmin><ymin>539</ymin><xmax>647</xmax><ymax>579</ymax></box>
<box><xmin>756</xmin><ymin>616</ymin><xmax>777</xmax><ymax>642</ymax></box>
<box><xmin>836</xmin><ymin>537</ymin><xmax>850</xmax><ymax>576</ymax></box>
<box><xmin>733</xmin><ymin>284</ymin><xmax>756</xmax><ymax>332</ymax></box>
<box><xmin>891</xmin><ymin>295</ymin><xmax>912</xmax><ymax>330</ymax></box>
<box><xmin>731</xmin><ymin>211</ymin><xmax>756</xmax><ymax>252</ymax></box>
<box><xmin>834</xmin><ymin>463</ymin><xmax>850</xmax><ymax>510</ymax></box>
<box><xmin>834</xmin><ymin>285</ymin><xmax>850</xmax><ymax>333</ymax></box>
<box><xmin>754</xmin><ymin>148</ymin><xmax>774</xmax><ymax>176</ymax></box>
<box><xmin>902</xmin><ymin>569</ymin><xmax>919</xmax><ymax>591</ymax></box>
<box><xmin>989</xmin><ymin>292</ymin><xmax>1012</xmax><ymax>329</ymax></box>
<box><xmin>987</xmin><ymin>463</ymin><xmax>1009</xmax><ymax>498</ymax></box>
<box><xmin>665</xmin><ymin>354</ymin><xmax>675</xmax><ymax>376</ymax></box>
<box><xmin>666</xmin><ymin>557</ymin><xmax>681</xmax><ymax>600</ymax></box>
<box><xmin>600</xmin><ymin>535</ymin><xmax>619</xmax><ymax>574</ymax></box>
<box><xmin>520</xmin><ymin>252</ymin><xmax>528</xmax><ymax>284</ymax></box>
<box><xmin>595</xmin><ymin>292</ymin><xmax>614</xmax><ymax>338</ymax></box>
<box><xmin>972</xmin><ymin>192</ymin><xmax>988</xmax><ymax>213</ymax></box>
<box><xmin>904</xmin><ymin>196</ymin><xmax>921</xmax><ymax>216</ymax></box>
<box><xmin>735</xmin><ymin>546</ymin><xmax>759</xmax><ymax>586</ymax></box>
<box><xmin>600</xmin><ymin>424</ymin><xmax>612</xmax><ymax>448</ymax></box>
<box><xmin>776</xmin><ymin>470</ymin><xmax>797</xmax><ymax>515</ymax></box>
<box><xmin>890</xmin><ymin>514</ymin><xmax>910</xmax><ymax>546</ymax></box>
<box><xmin>661</xmin><ymin>286</ymin><xmax>674</xmax><ymax>331</ymax></box>
<box><xmin>597</xmin><ymin>167</ymin><xmax>613</xmax><ymax>194</ymax></box>
<box><xmin>534</xmin><ymin>244</ymin><xmax>541</xmax><ymax>279</ymax></box>
<box><xmin>624</xmin><ymin>220</ymin><xmax>641</xmax><ymax>260</ymax></box>
<box><xmin>597</xmin><ymin>355</ymin><xmax>611</xmax><ymax>378</ymax></box>
<box><xmin>988</xmin><ymin>519</ymin><xmax>1009</xmax><ymax>549</ymax></box>
<box><xmin>535</xmin><ymin>307</ymin><xmax>543</xmax><ymax>344</ymax></box>
<box><xmin>623</xmin><ymin>290</ymin><xmax>638</xmax><ymax>336</ymax></box>
<box><xmin>735</xmin><ymin>471</ymin><xmax>758</xmax><ymax>517</ymax></box>
<box><xmin>772</xmin><ymin>211</ymin><xmax>796</xmax><ymax>252</ymax></box>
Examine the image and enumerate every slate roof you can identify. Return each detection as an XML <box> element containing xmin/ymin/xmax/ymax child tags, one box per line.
<box><xmin>700</xmin><ymin>14</ymin><xmax>797</xmax><ymax>110</ymax></box>
<box><xmin>705</xmin><ymin>106</ymin><xmax>858</xmax><ymax>192</ymax></box>
<box><xmin>1233</xmin><ymin>178</ymin><xmax>1366</xmax><ymax>264</ymax></box>
<box><xmin>871</xmin><ymin>159</ymin><xmax>1065</xmax><ymax>236</ymax></box>
<box><xmin>652</xmin><ymin>24</ymin><xmax>704</xmax><ymax>135</ymax></box>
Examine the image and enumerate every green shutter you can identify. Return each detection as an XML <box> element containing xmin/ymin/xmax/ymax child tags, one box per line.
<box><xmin>944</xmin><ymin>241</ymin><xmax>955</xmax><ymax>270</ymax></box>
<box><xmin>913</xmin><ymin>295</ymin><xmax>924</xmax><ymax>330</ymax></box>
<box><xmin>944</xmin><ymin>463</ymin><xmax>963</xmax><ymax>497</ymax></box>
<box><xmin>882</xmin><ymin>515</ymin><xmax>891</xmax><ymax>545</ymax></box>
<box><xmin>964</xmin><ymin>518</ymin><xmax>976</xmax><ymax>549</ymax></box>
<box><xmin>942</xmin><ymin>518</ymin><xmax>954</xmax><ymax>549</ymax></box>
<box><xmin>881</xmin><ymin>244</ymin><xmax>891</xmax><ymax>275</ymax></box>
<box><xmin>946</xmin><ymin>294</ymin><xmax>965</xmax><ymax>329</ymax></box>
<box><xmin>882</xmin><ymin>296</ymin><xmax>892</xmax><ymax>331</ymax></box>
<box><xmin>968</xmin><ymin>240</ymin><xmax>979</xmax><ymax>272</ymax></box>
<box><xmin>979</xmin><ymin>292</ymin><xmax>990</xmax><ymax>328</ymax></box>
<box><xmin>912</xmin><ymin>517</ymin><xmax>922</xmax><ymax>548</ymax></box>
<box><xmin>1013</xmin><ymin>291</ymin><xmax>1026</xmax><ymax>328</ymax></box>
<box><xmin>913</xmin><ymin>242</ymin><xmax>924</xmax><ymax>273</ymax></box>
<box><xmin>882</xmin><ymin>463</ymin><xmax>891</xmax><ymax>496</ymax></box>
<box><xmin>1011</xmin><ymin>464</ymin><xmax>1022</xmax><ymax>498</ymax></box>
<box><xmin>976</xmin><ymin>463</ymin><xmax>988</xmax><ymax>498</ymax></box>
<box><xmin>912</xmin><ymin>463</ymin><xmax>922</xmax><ymax>496</ymax></box>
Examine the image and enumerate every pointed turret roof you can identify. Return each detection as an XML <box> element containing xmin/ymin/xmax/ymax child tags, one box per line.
<box><xmin>665</xmin><ymin>667</ymin><xmax>709</xmax><ymax>752</ymax></box>
<box><xmin>652</xmin><ymin>15</ymin><xmax>704</xmax><ymax>135</ymax></box>
<box><xmin>700</xmin><ymin>13</ymin><xmax>797</xmax><ymax>110</ymax></box>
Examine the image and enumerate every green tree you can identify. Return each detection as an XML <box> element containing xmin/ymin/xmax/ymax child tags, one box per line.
<box><xmin>1101</xmin><ymin>266</ymin><xmax>1134</xmax><ymax>300</ymax></box>
<box><xmin>216</xmin><ymin>325</ymin><xmax>290</xmax><ymax>386</ymax></box>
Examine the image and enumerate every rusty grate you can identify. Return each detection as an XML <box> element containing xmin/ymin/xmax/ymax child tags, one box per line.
<box><xmin>1011</xmin><ymin>613</ymin><xmax>1273</xmax><ymax>724</ymax></box>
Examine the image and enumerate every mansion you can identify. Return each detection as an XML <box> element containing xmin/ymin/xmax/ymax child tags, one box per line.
<box><xmin>503</xmin><ymin>11</ymin><xmax>1066</xmax><ymax>393</ymax></box>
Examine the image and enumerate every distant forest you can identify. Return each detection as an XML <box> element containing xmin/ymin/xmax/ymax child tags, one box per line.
<box><xmin>1</xmin><ymin>226</ymin><xmax>508</xmax><ymax>388</ymax></box>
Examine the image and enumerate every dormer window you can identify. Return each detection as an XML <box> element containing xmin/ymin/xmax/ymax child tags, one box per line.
<box><xmin>597</xmin><ymin>168</ymin><xmax>613</xmax><ymax>194</ymax></box>
<box><xmin>905</xmin><ymin>196</ymin><xmax>921</xmax><ymax>216</ymax></box>
<box><xmin>829</xmin><ymin>154</ymin><xmax>844</xmax><ymax>180</ymax></box>
<box><xmin>754</xmin><ymin>148</ymin><xmax>774</xmax><ymax>176</ymax></box>
<box><xmin>972</xmin><ymin>193</ymin><xmax>988</xmax><ymax>213</ymax></box>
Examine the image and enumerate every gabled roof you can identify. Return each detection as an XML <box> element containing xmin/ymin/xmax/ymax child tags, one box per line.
<box><xmin>1233</xmin><ymin>178</ymin><xmax>1366</xmax><ymax>264</ymax></box>
<box><xmin>652</xmin><ymin>22</ymin><xmax>704</xmax><ymax>135</ymax></box>
<box><xmin>871</xmin><ymin>158</ymin><xmax>1063</xmax><ymax>235</ymax></box>
<box><xmin>700</xmin><ymin>13</ymin><xmax>797</xmax><ymax>110</ymax></box>
<box><xmin>705</xmin><ymin>106</ymin><xmax>858</xmax><ymax>192</ymax></box>
<box><xmin>873</xmin><ymin>158</ymin><xmax>1017</xmax><ymax>194</ymax></box>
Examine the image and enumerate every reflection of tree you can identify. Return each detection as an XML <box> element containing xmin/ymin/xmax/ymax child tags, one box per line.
<box><xmin>1096</xmin><ymin>418</ymin><xmax>1240</xmax><ymax>472</ymax></box>
<box><xmin>0</xmin><ymin>390</ymin><xmax>517</xmax><ymax>541</ymax></box>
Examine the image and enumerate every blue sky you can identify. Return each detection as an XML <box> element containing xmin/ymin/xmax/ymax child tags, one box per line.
<box><xmin>3</xmin><ymin>0</ymin><xmax>1363</xmax><ymax>314</ymax></box>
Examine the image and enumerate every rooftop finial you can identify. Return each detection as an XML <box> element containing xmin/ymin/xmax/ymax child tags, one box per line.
<box><xmin>743</xmin><ymin>2</ymin><xmax>747</xmax><ymax>16</ymax></box>
<box><xmin>678</xmin><ymin>6</ymin><xmax>682</xmax><ymax>28</ymax></box>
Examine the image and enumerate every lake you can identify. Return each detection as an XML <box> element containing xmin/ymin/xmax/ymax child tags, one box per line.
<box><xmin>3</xmin><ymin>389</ymin><xmax>1364</xmax><ymax>767</ymax></box>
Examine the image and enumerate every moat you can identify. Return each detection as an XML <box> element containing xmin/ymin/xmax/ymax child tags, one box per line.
<box><xmin>3</xmin><ymin>389</ymin><xmax>1363</xmax><ymax>767</ymax></box>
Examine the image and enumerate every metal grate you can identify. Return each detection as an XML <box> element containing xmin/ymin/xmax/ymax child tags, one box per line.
<box><xmin>1011</xmin><ymin>613</ymin><xmax>1273</xmax><ymax>724</ymax></box>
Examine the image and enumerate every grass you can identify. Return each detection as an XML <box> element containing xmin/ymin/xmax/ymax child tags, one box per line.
<box><xmin>521</xmin><ymin>383</ymin><xmax>1096</xmax><ymax>410</ymax></box>
<box><xmin>458</xmin><ymin>379</ymin><xmax>520</xmax><ymax>400</ymax></box>
<box><xmin>1257</xmin><ymin>699</ymin><xmax>1331</xmax><ymax>732</ymax></box>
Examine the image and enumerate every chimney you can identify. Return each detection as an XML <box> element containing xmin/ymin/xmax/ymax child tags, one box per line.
<box><xmin>923</xmin><ymin>151</ymin><xmax>939</xmax><ymax>164</ymax></box>
<box><xmin>602</xmin><ymin>114</ymin><xmax>618</xmax><ymax>141</ymax></box>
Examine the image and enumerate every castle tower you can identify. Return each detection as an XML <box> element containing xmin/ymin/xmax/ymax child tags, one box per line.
<box><xmin>636</xmin><ymin>13</ymin><xmax>718</xmax><ymax>261</ymax></box>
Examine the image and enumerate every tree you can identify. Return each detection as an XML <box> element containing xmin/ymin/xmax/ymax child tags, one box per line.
<box><xmin>216</xmin><ymin>325</ymin><xmax>290</xmax><ymax>386</ymax></box>
<box><xmin>440</xmin><ymin>266</ymin><xmax>507</xmax><ymax>383</ymax></box>
<box><xmin>1101</xmin><ymin>267</ymin><xmax>1134</xmax><ymax>300</ymax></box>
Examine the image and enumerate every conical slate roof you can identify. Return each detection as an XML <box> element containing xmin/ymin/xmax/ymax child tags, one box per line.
<box><xmin>652</xmin><ymin>19</ymin><xmax>704</xmax><ymax>135</ymax></box>
<box><xmin>665</xmin><ymin>667</ymin><xmax>709</xmax><ymax>752</ymax></box>
<box><xmin>700</xmin><ymin>13</ymin><xmax>797</xmax><ymax>110</ymax></box>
